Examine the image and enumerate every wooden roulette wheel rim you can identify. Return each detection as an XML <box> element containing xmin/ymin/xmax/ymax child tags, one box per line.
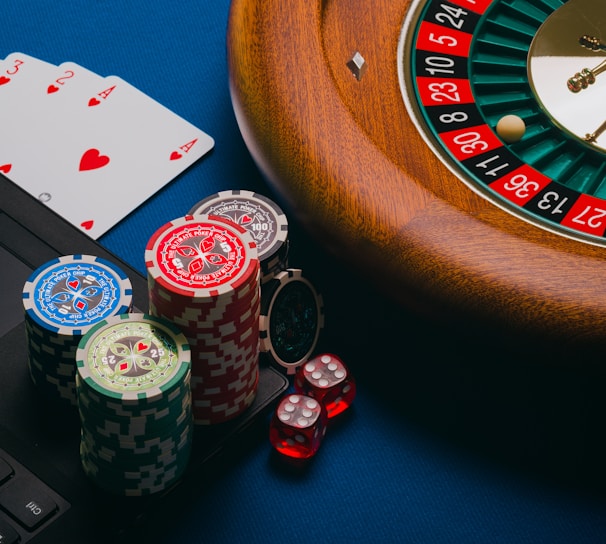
<box><xmin>227</xmin><ymin>0</ymin><xmax>606</xmax><ymax>353</ymax></box>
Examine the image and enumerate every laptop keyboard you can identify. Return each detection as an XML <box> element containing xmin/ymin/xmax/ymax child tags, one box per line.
<box><xmin>0</xmin><ymin>180</ymin><xmax>290</xmax><ymax>542</ymax></box>
<box><xmin>0</xmin><ymin>450</ymin><xmax>69</xmax><ymax>543</ymax></box>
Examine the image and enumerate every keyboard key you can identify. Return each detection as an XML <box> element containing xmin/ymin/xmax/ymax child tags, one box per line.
<box><xmin>0</xmin><ymin>518</ymin><xmax>19</xmax><ymax>544</ymax></box>
<box><xmin>0</xmin><ymin>480</ymin><xmax>57</xmax><ymax>530</ymax></box>
<box><xmin>0</xmin><ymin>460</ymin><xmax>13</xmax><ymax>486</ymax></box>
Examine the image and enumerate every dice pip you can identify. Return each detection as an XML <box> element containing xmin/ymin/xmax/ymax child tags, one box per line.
<box><xmin>294</xmin><ymin>353</ymin><xmax>356</xmax><ymax>418</ymax></box>
<box><xmin>269</xmin><ymin>394</ymin><xmax>327</xmax><ymax>459</ymax></box>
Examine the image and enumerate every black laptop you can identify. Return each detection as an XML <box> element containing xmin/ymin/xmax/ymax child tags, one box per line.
<box><xmin>0</xmin><ymin>176</ymin><xmax>289</xmax><ymax>543</ymax></box>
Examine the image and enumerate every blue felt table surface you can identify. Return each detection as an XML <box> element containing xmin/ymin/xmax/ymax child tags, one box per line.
<box><xmin>2</xmin><ymin>1</ymin><xmax>606</xmax><ymax>543</ymax></box>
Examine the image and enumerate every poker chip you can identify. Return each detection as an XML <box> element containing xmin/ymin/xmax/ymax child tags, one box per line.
<box><xmin>22</xmin><ymin>254</ymin><xmax>133</xmax><ymax>406</ymax></box>
<box><xmin>189</xmin><ymin>189</ymin><xmax>289</xmax><ymax>282</ymax></box>
<box><xmin>75</xmin><ymin>312</ymin><xmax>192</xmax><ymax>496</ymax></box>
<box><xmin>259</xmin><ymin>268</ymin><xmax>324</xmax><ymax>374</ymax></box>
<box><xmin>145</xmin><ymin>214</ymin><xmax>261</xmax><ymax>425</ymax></box>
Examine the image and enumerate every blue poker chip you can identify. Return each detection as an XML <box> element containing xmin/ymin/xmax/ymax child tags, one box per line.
<box><xmin>22</xmin><ymin>255</ymin><xmax>133</xmax><ymax>406</ymax></box>
<box><xmin>22</xmin><ymin>254</ymin><xmax>133</xmax><ymax>336</ymax></box>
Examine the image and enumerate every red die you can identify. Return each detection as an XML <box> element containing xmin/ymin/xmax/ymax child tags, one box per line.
<box><xmin>269</xmin><ymin>394</ymin><xmax>327</xmax><ymax>459</ymax></box>
<box><xmin>294</xmin><ymin>353</ymin><xmax>356</xmax><ymax>418</ymax></box>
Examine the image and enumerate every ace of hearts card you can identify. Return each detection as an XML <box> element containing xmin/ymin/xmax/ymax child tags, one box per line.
<box><xmin>0</xmin><ymin>53</ymin><xmax>215</xmax><ymax>239</ymax></box>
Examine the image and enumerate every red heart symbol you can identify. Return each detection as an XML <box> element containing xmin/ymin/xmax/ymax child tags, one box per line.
<box><xmin>170</xmin><ymin>151</ymin><xmax>182</xmax><ymax>161</ymax></box>
<box><xmin>240</xmin><ymin>214</ymin><xmax>253</xmax><ymax>225</ymax></box>
<box><xmin>0</xmin><ymin>164</ymin><xmax>12</xmax><ymax>174</ymax></box>
<box><xmin>137</xmin><ymin>341</ymin><xmax>149</xmax><ymax>352</ymax></box>
<box><xmin>88</xmin><ymin>97</ymin><xmax>100</xmax><ymax>106</ymax></box>
<box><xmin>80</xmin><ymin>220</ymin><xmax>94</xmax><ymax>230</ymax></box>
<box><xmin>47</xmin><ymin>85</ymin><xmax>59</xmax><ymax>94</ymax></box>
<box><xmin>0</xmin><ymin>76</ymin><xmax>10</xmax><ymax>86</ymax></box>
<box><xmin>67</xmin><ymin>279</ymin><xmax>79</xmax><ymax>289</ymax></box>
<box><xmin>79</xmin><ymin>149</ymin><xmax>110</xmax><ymax>171</ymax></box>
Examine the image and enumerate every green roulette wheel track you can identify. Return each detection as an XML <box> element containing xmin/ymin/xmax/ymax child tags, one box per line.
<box><xmin>228</xmin><ymin>0</ymin><xmax>606</xmax><ymax>357</ymax></box>
<box><xmin>413</xmin><ymin>0</ymin><xmax>606</xmax><ymax>242</ymax></box>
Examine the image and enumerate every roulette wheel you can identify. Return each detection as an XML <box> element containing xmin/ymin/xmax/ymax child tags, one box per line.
<box><xmin>227</xmin><ymin>0</ymin><xmax>606</xmax><ymax>352</ymax></box>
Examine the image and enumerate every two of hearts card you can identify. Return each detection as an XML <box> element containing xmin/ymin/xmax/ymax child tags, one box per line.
<box><xmin>0</xmin><ymin>52</ymin><xmax>215</xmax><ymax>239</ymax></box>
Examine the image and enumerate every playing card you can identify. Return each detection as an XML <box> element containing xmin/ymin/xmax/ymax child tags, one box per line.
<box><xmin>0</xmin><ymin>53</ymin><xmax>59</xmax><ymax>179</ymax></box>
<box><xmin>0</xmin><ymin>55</ymin><xmax>105</xmax><ymax>195</ymax></box>
<box><xmin>34</xmin><ymin>74</ymin><xmax>214</xmax><ymax>238</ymax></box>
<box><xmin>0</xmin><ymin>55</ymin><xmax>214</xmax><ymax>239</ymax></box>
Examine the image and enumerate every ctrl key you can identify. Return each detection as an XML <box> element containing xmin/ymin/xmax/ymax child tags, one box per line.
<box><xmin>0</xmin><ymin>481</ymin><xmax>57</xmax><ymax>531</ymax></box>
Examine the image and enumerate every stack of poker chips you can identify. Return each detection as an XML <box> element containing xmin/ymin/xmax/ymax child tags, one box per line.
<box><xmin>22</xmin><ymin>254</ymin><xmax>133</xmax><ymax>406</ymax></box>
<box><xmin>189</xmin><ymin>189</ymin><xmax>289</xmax><ymax>283</ymax></box>
<box><xmin>189</xmin><ymin>190</ymin><xmax>326</xmax><ymax>376</ymax></box>
<box><xmin>76</xmin><ymin>313</ymin><xmax>193</xmax><ymax>497</ymax></box>
<box><xmin>145</xmin><ymin>214</ymin><xmax>261</xmax><ymax>425</ymax></box>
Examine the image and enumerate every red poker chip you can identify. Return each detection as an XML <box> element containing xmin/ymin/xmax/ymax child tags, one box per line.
<box><xmin>167</xmin><ymin>314</ymin><xmax>256</xmax><ymax>337</ymax></box>
<box><xmin>187</xmin><ymin>326</ymin><xmax>259</xmax><ymax>354</ymax></box>
<box><xmin>192</xmin><ymin>332</ymin><xmax>257</xmax><ymax>353</ymax></box>
<box><xmin>190</xmin><ymin>339</ymin><xmax>258</xmax><ymax>365</ymax></box>
<box><xmin>145</xmin><ymin>214</ymin><xmax>263</xmax><ymax>425</ymax></box>
<box><xmin>195</xmin><ymin>362</ymin><xmax>257</xmax><ymax>385</ymax></box>
<box><xmin>192</xmin><ymin>386</ymin><xmax>257</xmax><ymax>407</ymax></box>
<box><xmin>192</xmin><ymin>384</ymin><xmax>257</xmax><ymax>413</ymax></box>
<box><xmin>192</xmin><ymin>384</ymin><xmax>258</xmax><ymax>425</ymax></box>
<box><xmin>197</xmin><ymin>379</ymin><xmax>257</xmax><ymax>407</ymax></box>
<box><xmin>188</xmin><ymin>313</ymin><xmax>260</xmax><ymax>345</ymax></box>
<box><xmin>191</xmin><ymin>350</ymin><xmax>257</xmax><ymax>377</ymax></box>
<box><xmin>190</xmin><ymin>307</ymin><xmax>260</xmax><ymax>340</ymax></box>
<box><xmin>148</xmin><ymin>268</ymin><xmax>260</xmax><ymax>311</ymax></box>
<box><xmin>149</xmin><ymin>289</ymin><xmax>259</xmax><ymax>319</ymax></box>
<box><xmin>149</xmin><ymin>281</ymin><xmax>260</xmax><ymax>328</ymax></box>
<box><xmin>184</xmin><ymin>301</ymin><xmax>260</xmax><ymax>336</ymax></box>
<box><xmin>145</xmin><ymin>216</ymin><xmax>258</xmax><ymax>300</ymax></box>
<box><xmin>188</xmin><ymin>331</ymin><xmax>256</xmax><ymax>353</ymax></box>
<box><xmin>189</xmin><ymin>351</ymin><xmax>255</xmax><ymax>372</ymax></box>
<box><xmin>203</xmin><ymin>365</ymin><xmax>251</xmax><ymax>382</ymax></box>
<box><xmin>191</xmin><ymin>372</ymin><xmax>256</xmax><ymax>399</ymax></box>
<box><xmin>191</xmin><ymin>363</ymin><xmax>255</xmax><ymax>389</ymax></box>
<box><xmin>191</xmin><ymin>362</ymin><xmax>252</xmax><ymax>381</ymax></box>
<box><xmin>148</xmin><ymin>294</ymin><xmax>259</xmax><ymax>327</ymax></box>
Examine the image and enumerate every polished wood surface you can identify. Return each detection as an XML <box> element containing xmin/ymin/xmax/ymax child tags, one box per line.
<box><xmin>227</xmin><ymin>0</ymin><xmax>606</xmax><ymax>352</ymax></box>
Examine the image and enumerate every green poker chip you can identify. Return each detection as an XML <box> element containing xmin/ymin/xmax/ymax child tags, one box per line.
<box><xmin>75</xmin><ymin>313</ymin><xmax>193</xmax><ymax>496</ymax></box>
<box><xmin>79</xmin><ymin>446</ymin><xmax>189</xmax><ymax>496</ymax></box>
<box><xmin>76</xmin><ymin>313</ymin><xmax>190</xmax><ymax>402</ymax></box>
<box><xmin>22</xmin><ymin>254</ymin><xmax>134</xmax><ymax>406</ymax></box>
